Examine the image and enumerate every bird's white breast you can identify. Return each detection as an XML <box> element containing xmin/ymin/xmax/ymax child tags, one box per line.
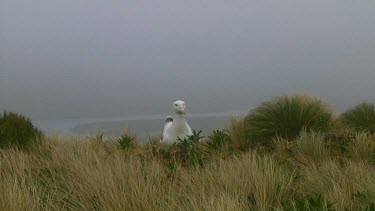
<box><xmin>162</xmin><ymin>121</ymin><xmax>192</xmax><ymax>143</ymax></box>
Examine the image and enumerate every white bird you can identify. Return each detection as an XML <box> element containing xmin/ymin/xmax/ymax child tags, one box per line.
<box><xmin>161</xmin><ymin>100</ymin><xmax>193</xmax><ymax>144</ymax></box>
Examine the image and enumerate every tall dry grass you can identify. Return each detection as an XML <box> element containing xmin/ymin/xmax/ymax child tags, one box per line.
<box><xmin>1</xmin><ymin>135</ymin><xmax>291</xmax><ymax>210</ymax></box>
<box><xmin>347</xmin><ymin>133</ymin><xmax>375</xmax><ymax>163</ymax></box>
<box><xmin>299</xmin><ymin>160</ymin><xmax>375</xmax><ymax>210</ymax></box>
<box><xmin>1</xmin><ymin>130</ymin><xmax>375</xmax><ymax>210</ymax></box>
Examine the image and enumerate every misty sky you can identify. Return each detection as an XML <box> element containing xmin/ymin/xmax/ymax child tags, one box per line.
<box><xmin>1</xmin><ymin>0</ymin><xmax>375</xmax><ymax>120</ymax></box>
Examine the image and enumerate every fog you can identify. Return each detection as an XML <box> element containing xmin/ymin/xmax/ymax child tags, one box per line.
<box><xmin>1</xmin><ymin>0</ymin><xmax>375</xmax><ymax>120</ymax></box>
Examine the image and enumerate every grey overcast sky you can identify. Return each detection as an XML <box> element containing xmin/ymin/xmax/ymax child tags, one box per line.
<box><xmin>1</xmin><ymin>0</ymin><xmax>375</xmax><ymax>120</ymax></box>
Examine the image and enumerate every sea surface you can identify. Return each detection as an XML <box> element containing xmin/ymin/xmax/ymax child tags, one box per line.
<box><xmin>33</xmin><ymin>110</ymin><xmax>247</xmax><ymax>139</ymax></box>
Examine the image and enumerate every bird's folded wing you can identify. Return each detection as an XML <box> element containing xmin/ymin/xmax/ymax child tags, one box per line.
<box><xmin>161</xmin><ymin>121</ymin><xmax>173</xmax><ymax>140</ymax></box>
<box><xmin>185</xmin><ymin>122</ymin><xmax>193</xmax><ymax>135</ymax></box>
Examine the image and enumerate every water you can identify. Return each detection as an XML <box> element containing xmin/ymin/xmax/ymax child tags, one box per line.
<box><xmin>33</xmin><ymin>110</ymin><xmax>247</xmax><ymax>138</ymax></box>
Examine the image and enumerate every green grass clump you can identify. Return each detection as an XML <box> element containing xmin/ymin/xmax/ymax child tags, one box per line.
<box><xmin>205</xmin><ymin>129</ymin><xmax>231</xmax><ymax>153</ymax></box>
<box><xmin>0</xmin><ymin>111</ymin><xmax>43</xmax><ymax>149</ymax></box>
<box><xmin>340</xmin><ymin>102</ymin><xmax>375</xmax><ymax>134</ymax></box>
<box><xmin>244</xmin><ymin>95</ymin><xmax>333</xmax><ymax>144</ymax></box>
<box><xmin>117</xmin><ymin>134</ymin><xmax>136</xmax><ymax>149</ymax></box>
<box><xmin>175</xmin><ymin>130</ymin><xmax>204</xmax><ymax>166</ymax></box>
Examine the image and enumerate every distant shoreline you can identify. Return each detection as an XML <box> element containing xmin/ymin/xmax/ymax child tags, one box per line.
<box><xmin>33</xmin><ymin>110</ymin><xmax>248</xmax><ymax>137</ymax></box>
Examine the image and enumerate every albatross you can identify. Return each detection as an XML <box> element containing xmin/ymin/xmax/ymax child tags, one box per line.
<box><xmin>161</xmin><ymin>100</ymin><xmax>193</xmax><ymax>144</ymax></box>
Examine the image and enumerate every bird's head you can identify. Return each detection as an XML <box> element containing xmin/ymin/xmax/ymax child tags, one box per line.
<box><xmin>173</xmin><ymin>100</ymin><xmax>186</xmax><ymax>114</ymax></box>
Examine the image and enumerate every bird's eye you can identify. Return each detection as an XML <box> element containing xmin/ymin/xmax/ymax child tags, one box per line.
<box><xmin>175</xmin><ymin>104</ymin><xmax>177</xmax><ymax>106</ymax></box>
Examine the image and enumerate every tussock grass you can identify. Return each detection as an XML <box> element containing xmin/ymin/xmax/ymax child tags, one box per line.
<box><xmin>0</xmin><ymin>111</ymin><xmax>43</xmax><ymax>149</ymax></box>
<box><xmin>244</xmin><ymin>95</ymin><xmax>333</xmax><ymax>145</ymax></box>
<box><xmin>341</xmin><ymin>102</ymin><xmax>375</xmax><ymax>134</ymax></box>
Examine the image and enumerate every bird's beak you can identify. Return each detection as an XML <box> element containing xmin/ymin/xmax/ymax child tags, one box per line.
<box><xmin>179</xmin><ymin>107</ymin><xmax>185</xmax><ymax>114</ymax></box>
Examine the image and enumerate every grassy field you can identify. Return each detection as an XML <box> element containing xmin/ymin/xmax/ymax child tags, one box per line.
<box><xmin>1</xmin><ymin>96</ymin><xmax>375</xmax><ymax>210</ymax></box>
<box><xmin>1</xmin><ymin>125</ymin><xmax>375</xmax><ymax>210</ymax></box>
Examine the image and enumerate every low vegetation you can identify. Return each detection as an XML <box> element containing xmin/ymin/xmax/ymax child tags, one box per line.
<box><xmin>1</xmin><ymin>130</ymin><xmax>375</xmax><ymax>210</ymax></box>
<box><xmin>341</xmin><ymin>102</ymin><xmax>375</xmax><ymax>134</ymax></box>
<box><xmin>0</xmin><ymin>111</ymin><xmax>43</xmax><ymax>149</ymax></box>
<box><xmin>244</xmin><ymin>95</ymin><xmax>332</xmax><ymax>146</ymax></box>
<box><xmin>1</xmin><ymin>95</ymin><xmax>375</xmax><ymax>210</ymax></box>
<box><xmin>205</xmin><ymin>129</ymin><xmax>231</xmax><ymax>152</ymax></box>
<box><xmin>117</xmin><ymin>133</ymin><xmax>136</xmax><ymax>149</ymax></box>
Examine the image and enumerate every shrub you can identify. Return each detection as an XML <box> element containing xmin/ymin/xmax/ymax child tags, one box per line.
<box><xmin>244</xmin><ymin>95</ymin><xmax>333</xmax><ymax>143</ymax></box>
<box><xmin>340</xmin><ymin>102</ymin><xmax>375</xmax><ymax>134</ymax></box>
<box><xmin>0</xmin><ymin>111</ymin><xmax>43</xmax><ymax>149</ymax></box>
<box><xmin>175</xmin><ymin>130</ymin><xmax>204</xmax><ymax>166</ymax></box>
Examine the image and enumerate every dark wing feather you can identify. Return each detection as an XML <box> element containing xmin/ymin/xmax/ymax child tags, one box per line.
<box><xmin>161</xmin><ymin>116</ymin><xmax>173</xmax><ymax>140</ymax></box>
